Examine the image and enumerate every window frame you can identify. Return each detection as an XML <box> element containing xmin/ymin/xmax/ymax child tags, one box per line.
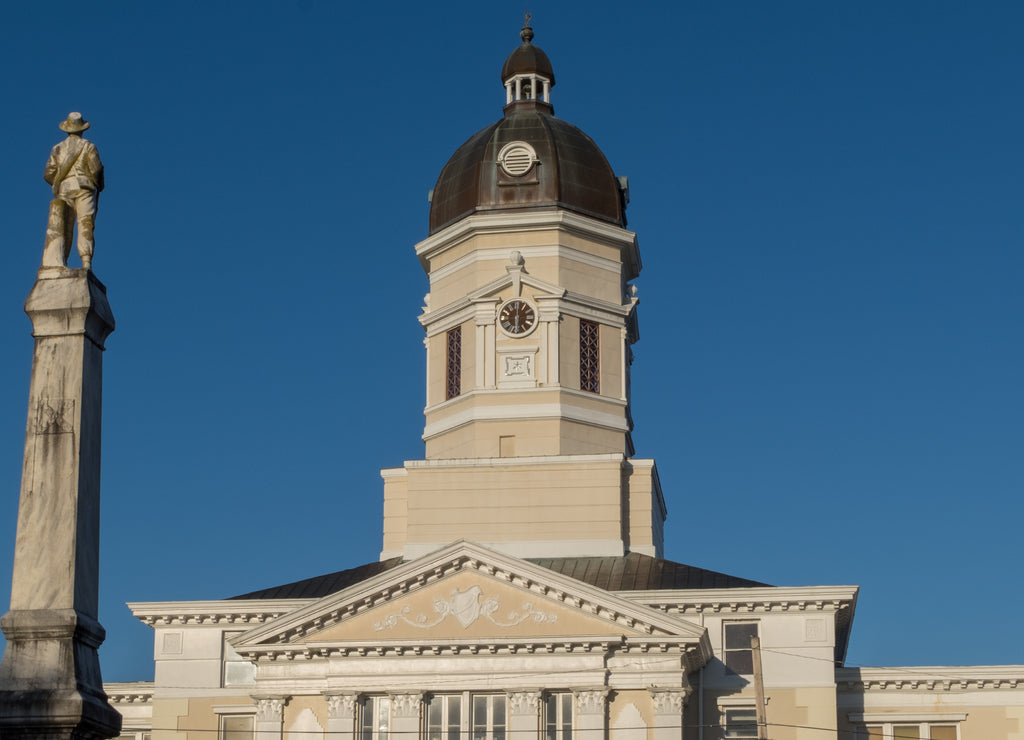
<box><xmin>422</xmin><ymin>693</ymin><xmax>509</xmax><ymax>740</ymax></box>
<box><xmin>359</xmin><ymin>696</ymin><xmax>393</xmax><ymax>740</ymax></box>
<box><xmin>579</xmin><ymin>319</ymin><xmax>600</xmax><ymax>393</ymax></box>
<box><xmin>446</xmin><ymin>326</ymin><xmax>462</xmax><ymax>400</ymax></box>
<box><xmin>722</xmin><ymin>621</ymin><xmax>759</xmax><ymax>676</ymax></box>
<box><xmin>543</xmin><ymin>692</ymin><xmax>573</xmax><ymax>740</ymax></box>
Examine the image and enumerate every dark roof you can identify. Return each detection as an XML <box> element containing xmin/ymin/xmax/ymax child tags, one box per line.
<box><xmin>501</xmin><ymin>25</ymin><xmax>555</xmax><ymax>85</ymax></box>
<box><xmin>227</xmin><ymin>553</ymin><xmax>767</xmax><ymax>601</ymax></box>
<box><xmin>428</xmin><ymin>108</ymin><xmax>626</xmax><ymax>234</ymax></box>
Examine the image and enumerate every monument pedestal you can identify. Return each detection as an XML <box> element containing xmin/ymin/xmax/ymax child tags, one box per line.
<box><xmin>0</xmin><ymin>268</ymin><xmax>120</xmax><ymax>740</ymax></box>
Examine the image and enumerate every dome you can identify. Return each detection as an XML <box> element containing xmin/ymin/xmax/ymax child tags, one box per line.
<box><xmin>500</xmin><ymin>25</ymin><xmax>555</xmax><ymax>85</ymax></box>
<box><xmin>428</xmin><ymin>26</ymin><xmax>626</xmax><ymax>235</ymax></box>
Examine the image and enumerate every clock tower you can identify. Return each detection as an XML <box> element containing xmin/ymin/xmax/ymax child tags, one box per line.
<box><xmin>381</xmin><ymin>22</ymin><xmax>665</xmax><ymax>561</ymax></box>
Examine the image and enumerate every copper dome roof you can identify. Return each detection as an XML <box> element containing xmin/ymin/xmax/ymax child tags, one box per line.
<box><xmin>428</xmin><ymin>26</ymin><xmax>626</xmax><ymax>235</ymax></box>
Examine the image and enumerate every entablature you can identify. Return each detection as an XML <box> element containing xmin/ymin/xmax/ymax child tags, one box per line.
<box><xmin>128</xmin><ymin>599</ymin><xmax>312</xmax><ymax>627</ymax></box>
<box><xmin>838</xmin><ymin>665</ymin><xmax>1024</xmax><ymax>692</ymax></box>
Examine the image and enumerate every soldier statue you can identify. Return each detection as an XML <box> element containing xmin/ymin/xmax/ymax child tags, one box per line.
<box><xmin>43</xmin><ymin>112</ymin><xmax>104</xmax><ymax>270</ymax></box>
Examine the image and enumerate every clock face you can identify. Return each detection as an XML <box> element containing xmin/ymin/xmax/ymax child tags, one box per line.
<box><xmin>499</xmin><ymin>299</ymin><xmax>537</xmax><ymax>336</ymax></box>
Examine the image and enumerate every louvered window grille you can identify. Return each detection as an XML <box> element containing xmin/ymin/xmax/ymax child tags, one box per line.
<box><xmin>580</xmin><ymin>319</ymin><xmax>600</xmax><ymax>393</ymax></box>
<box><xmin>446</xmin><ymin>327</ymin><xmax>462</xmax><ymax>400</ymax></box>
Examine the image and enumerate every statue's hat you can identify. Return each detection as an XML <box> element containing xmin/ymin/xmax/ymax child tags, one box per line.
<box><xmin>59</xmin><ymin>112</ymin><xmax>91</xmax><ymax>133</ymax></box>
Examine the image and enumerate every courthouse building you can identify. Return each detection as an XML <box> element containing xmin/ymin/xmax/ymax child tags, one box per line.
<box><xmin>108</xmin><ymin>25</ymin><xmax>1024</xmax><ymax>740</ymax></box>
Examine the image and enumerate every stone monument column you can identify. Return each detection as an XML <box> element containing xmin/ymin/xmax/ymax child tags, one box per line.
<box><xmin>0</xmin><ymin>266</ymin><xmax>120</xmax><ymax>740</ymax></box>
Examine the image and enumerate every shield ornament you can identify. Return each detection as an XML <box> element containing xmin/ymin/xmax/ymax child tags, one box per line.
<box><xmin>450</xmin><ymin>586</ymin><xmax>483</xmax><ymax>628</ymax></box>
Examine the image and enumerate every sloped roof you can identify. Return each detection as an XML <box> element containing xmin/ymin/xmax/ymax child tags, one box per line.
<box><xmin>228</xmin><ymin>552</ymin><xmax>767</xmax><ymax>601</ymax></box>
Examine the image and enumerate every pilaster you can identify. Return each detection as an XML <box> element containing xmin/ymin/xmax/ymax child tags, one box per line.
<box><xmin>508</xmin><ymin>690</ymin><xmax>541</xmax><ymax>739</ymax></box>
<box><xmin>253</xmin><ymin>696</ymin><xmax>286</xmax><ymax>740</ymax></box>
<box><xmin>388</xmin><ymin>692</ymin><xmax>422</xmax><ymax>740</ymax></box>
<box><xmin>649</xmin><ymin>683</ymin><xmax>692</xmax><ymax>740</ymax></box>
<box><xmin>324</xmin><ymin>692</ymin><xmax>357</xmax><ymax>740</ymax></box>
<box><xmin>0</xmin><ymin>267</ymin><xmax>119</xmax><ymax>740</ymax></box>
<box><xmin>574</xmin><ymin>689</ymin><xmax>609</xmax><ymax>740</ymax></box>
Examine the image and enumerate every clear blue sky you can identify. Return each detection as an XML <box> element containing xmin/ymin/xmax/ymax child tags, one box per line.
<box><xmin>1</xmin><ymin>2</ymin><xmax>1021</xmax><ymax>682</ymax></box>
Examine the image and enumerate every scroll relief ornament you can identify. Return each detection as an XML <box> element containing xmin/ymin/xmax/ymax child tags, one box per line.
<box><xmin>373</xmin><ymin>585</ymin><xmax>557</xmax><ymax>631</ymax></box>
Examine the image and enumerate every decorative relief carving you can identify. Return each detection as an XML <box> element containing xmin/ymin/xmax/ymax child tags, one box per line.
<box><xmin>389</xmin><ymin>693</ymin><xmax>423</xmax><ymax>718</ymax></box>
<box><xmin>573</xmin><ymin>690</ymin><xmax>608</xmax><ymax>715</ymax></box>
<box><xmin>254</xmin><ymin>697</ymin><xmax>287</xmax><ymax>722</ymax></box>
<box><xmin>503</xmin><ymin>354</ymin><xmax>532</xmax><ymax>377</ymax></box>
<box><xmin>507</xmin><ymin>691</ymin><xmax>541</xmax><ymax>716</ymax></box>
<box><xmin>649</xmin><ymin>687</ymin><xmax>690</xmax><ymax>715</ymax></box>
<box><xmin>373</xmin><ymin>586</ymin><xmax>558</xmax><ymax>631</ymax></box>
<box><xmin>35</xmin><ymin>398</ymin><xmax>74</xmax><ymax>435</ymax></box>
<box><xmin>324</xmin><ymin>693</ymin><xmax>357</xmax><ymax>719</ymax></box>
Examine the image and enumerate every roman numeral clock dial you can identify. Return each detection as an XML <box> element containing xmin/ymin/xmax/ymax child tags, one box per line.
<box><xmin>498</xmin><ymin>299</ymin><xmax>536</xmax><ymax>336</ymax></box>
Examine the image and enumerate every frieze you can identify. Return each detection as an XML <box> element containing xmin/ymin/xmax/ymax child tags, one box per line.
<box><xmin>373</xmin><ymin>586</ymin><xmax>557</xmax><ymax>632</ymax></box>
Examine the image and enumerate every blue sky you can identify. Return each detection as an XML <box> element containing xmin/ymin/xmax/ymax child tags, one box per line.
<box><xmin>0</xmin><ymin>2</ymin><xmax>1021</xmax><ymax>682</ymax></box>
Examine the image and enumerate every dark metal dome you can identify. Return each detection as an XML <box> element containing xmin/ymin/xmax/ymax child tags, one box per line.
<box><xmin>500</xmin><ymin>25</ymin><xmax>555</xmax><ymax>85</ymax></box>
<box><xmin>428</xmin><ymin>26</ymin><xmax>626</xmax><ymax>235</ymax></box>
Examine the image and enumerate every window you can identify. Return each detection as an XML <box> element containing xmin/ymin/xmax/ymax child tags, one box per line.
<box><xmin>722</xmin><ymin>707</ymin><xmax>757</xmax><ymax>739</ymax></box>
<box><xmin>723</xmin><ymin>622</ymin><xmax>759</xmax><ymax>675</ymax></box>
<box><xmin>543</xmin><ymin>693</ymin><xmax>572</xmax><ymax>740</ymax></box>
<box><xmin>423</xmin><ymin>694</ymin><xmax>508</xmax><ymax>740</ymax></box>
<box><xmin>360</xmin><ymin>697</ymin><xmax>392</xmax><ymax>740</ymax></box>
<box><xmin>472</xmin><ymin>694</ymin><xmax>506</xmax><ymax>740</ymax></box>
<box><xmin>425</xmin><ymin>695</ymin><xmax>461</xmax><ymax>740</ymax></box>
<box><xmin>580</xmin><ymin>319</ymin><xmax>599</xmax><ymax>393</ymax></box>
<box><xmin>446</xmin><ymin>327</ymin><xmax>462</xmax><ymax>400</ymax></box>
<box><xmin>219</xmin><ymin>715</ymin><xmax>254</xmax><ymax>740</ymax></box>
<box><xmin>858</xmin><ymin>725</ymin><xmax>958</xmax><ymax>740</ymax></box>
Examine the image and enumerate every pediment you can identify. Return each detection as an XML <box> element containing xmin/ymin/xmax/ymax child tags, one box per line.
<box><xmin>465</xmin><ymin>272</ymin><xmax>565</xmax><ymax>303</ymax></box>
<box><xmin>232</xmin><ymin>542</ymin><xmax>707</xmax><ymax>654</ymax></box>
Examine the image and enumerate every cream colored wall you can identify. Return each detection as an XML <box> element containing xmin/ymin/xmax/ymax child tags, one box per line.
<box><xmin>625</xmin><ymin>461</ymin><xmax>665</xmax><ymax>557</ymax></box>
<box><xmin>560</xmin><ymin>314</ymin><xmax>582</xmax><ymax>391</ymax></box>
<box><xmin>151</xmin><ymin>697</ymin><xmax>188</xmax><ymax>740</ymax></box>
<box><xmin>609</xmin><ymin>690</ymin><xmax>657</xmax><ymax>740</ymax></box>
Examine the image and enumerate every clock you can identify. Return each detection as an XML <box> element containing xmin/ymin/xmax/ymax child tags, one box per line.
<box><xmin>498</xmin><ymin>299</ymin><xmax>537</xmax><ymax>336</ymax></box>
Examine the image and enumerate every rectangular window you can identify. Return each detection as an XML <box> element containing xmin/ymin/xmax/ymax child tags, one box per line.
<box><xmin>580</xmin><ymin>319</ymin><xmax>600</xmax><ymax>393</ymax></box>
<box><xmin>219</xmin><ymin>715</ymin><xmax>254</xmax><ymax>740</ymax></box>
<box><xmin>472</xmin><ymin>694</ymin><xmax>506</xmax><ymax>740</ymax></box>
<box><xmin>723</xmin><ymin>622</ymin><xmax>759</xmax><ymax>675</ymax></box>
<box><xmin>722</xmin><ymin>707</ymin><xmax>757</xmax><ymax>739</ymax></box>
<box><xmin>360</xmin><ymin>697</ymin><xmax>392</xmax><ymax>740</ymax></box>
<box><xmin>860</xmin><ymin>724</ymin><xmax>959</xmax><ymax>740</ymax></box>
<box><xmin>424</xmin><ymin>695</ymin><xmax>461</xmax><ymax>740</ymax></box>
<box><xmin>446</xmin><ymin>327</ymin><xmax>462</xmax><ymax>400</ymax></box>
<box><xmin>543</xmin><ymin>693</ymin><xmax>572</xmax><ymax>740</ymax></box>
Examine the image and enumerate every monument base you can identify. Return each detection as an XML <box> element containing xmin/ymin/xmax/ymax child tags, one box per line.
<box><xmin>0</xmin><ymin>609</ymin><xmax>121</xmax><ymax>740</ymax></box>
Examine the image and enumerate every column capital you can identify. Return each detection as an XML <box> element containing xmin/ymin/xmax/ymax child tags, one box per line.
<box><xmin>389</xmin><ymin>692</ymin><xmax>423</xmax><ymax>718</ymax></box>
<box><xmin>324</xmin><ymin>692</ymin><xmax>358</xmax><ymax>720</ymax></box>
<box><xmin>649</xmin><ymin>685</ymin><xmax>692</xmax><ymax>715</ymax></box>
<box><xmin>572</xmin><ymin>688</ymin><xmax>609</xmax><ymax>715</ymax></box>
<box><xmin>507</xmin><ymin>690</ymin><xmax>542</xmax><ymax>716</ymax></box>
<box><xmin>253</xmin><ymin>696</ymin><xmax>287</xmax><ymax>722</ymax></box>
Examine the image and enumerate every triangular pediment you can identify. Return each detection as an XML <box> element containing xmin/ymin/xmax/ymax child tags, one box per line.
<box><xmin>232</xmin><ymin>542</ymin><xmax>708</xmax><ymax>657</ymax></box>
<box><xmin>465</xmin><ymin>272</ymin><xmax>565</xmax><ymax>303</ymax></box>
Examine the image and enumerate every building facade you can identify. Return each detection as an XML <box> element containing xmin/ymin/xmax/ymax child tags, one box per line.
<box><xmin>111</xmin><ymin>25</ymin><xmax>1024</xmax><ymax>740</ymax></box>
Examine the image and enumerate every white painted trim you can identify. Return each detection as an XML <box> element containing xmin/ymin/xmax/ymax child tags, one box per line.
<box><xmin>402</xmin><ymin>538</ymin><xmax>625</xmax><ymax>560</ymax></box>
<box><xmin>848</xmin><ymin>713</ymin><xmax>967</xmax><ymax>723</ymax></box>
<box><xmin>416</xmin><ymin>210</ymin><xmax>638</xmax><ymax>264</ymax></box>
<box><xmin>402</xmin><ymin>453</ymin><xmax>629</xmax><ymax>469</ymax></box>
<box><xmin>422</xmin><ymin>399</ymin><xmax>629</xmax><ymax>439</ymax></box>
<box><xmin>214</xmin><ymin>705</ymin><xmax>258</xmax><ymax>715</ymax></box>
<box><xmin>428</xmin><ymin>243</ymin><xmax>623</xmax><ymax>285</ymax></box>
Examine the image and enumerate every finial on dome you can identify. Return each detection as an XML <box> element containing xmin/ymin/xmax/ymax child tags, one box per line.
<box><xmin>521</xmin><ymin>11</ymin><xmax>534</xmax><ymax>43</ymax></box>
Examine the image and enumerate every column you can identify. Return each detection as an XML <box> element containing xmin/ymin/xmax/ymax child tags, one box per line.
<box><xmin>388</xmin><ymin>692</ymin><xmax>422</xmax><ymax>740</ymax></box>
<box><xmin>508</xmin><ymin>691</ymin><xmax>541</xmax><ymax>740</ymax></box>
<box><xmin>254</xmin><ymin>696</ymin><xmax>287</xmax><ymax>740</ymax></box>
<box><xmin>325</xmin><ymin>693</ymin><xmax>357</xmax><ymax>740</ymax></box>
<box><xmin>649</xmin><ymin>685</ymin><xmax>692</xmax><ymax>740</ymax></box>
<box><xmin>574</xmin><ymin>689</ymin><xmax>609</xmax><ymax>740</ymax></box>
<box><xmin>0</xmin><ymin>267</ymin><xmax>119</xmax><ymax>740</ymax></box>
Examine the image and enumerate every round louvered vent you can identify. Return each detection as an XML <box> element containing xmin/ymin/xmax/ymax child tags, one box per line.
<box><xmin>498</xmin><ymin>141</ymin><xmax>537</xmax><ymax>176</ymax></box>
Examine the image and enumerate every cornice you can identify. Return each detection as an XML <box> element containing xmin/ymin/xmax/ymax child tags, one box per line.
<box><xmin>623</xmin><ymin>585</ymin><xmax>859</xmax><ymax>615</ymax></box>
<box><xmin>415</xmin><ymin>210</ymin><xmax>639</xmax><ymax>276</ymax></box>
<box><xmin>128</xmin><ymin>599</ymin><xmax>313</xmax><ymax>626</ymax></box>
<box><xmin>231</xmin><ymin>541</ymin><xmax>711</xmax><ymax>665</ymax></box>
<box><xmin>104</xmin><ymin>682</ymin><xmax>154</xmax><ymax>704</ymax></box>
<box><xmin>838</xmin><ymin>666</ymin><xmax>1024</xmax><ymax>692</ymax></box>
<box><xmin>400</xmin><ymin>452</ymin><xmax>628</xmax><ymax>470</ymax></box>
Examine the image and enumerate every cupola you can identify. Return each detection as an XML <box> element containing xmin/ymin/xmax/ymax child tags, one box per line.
<box><xmin>501</xmin><ymin>20</ymin><xmax>555</xmax><ymax>108</ymax></box>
